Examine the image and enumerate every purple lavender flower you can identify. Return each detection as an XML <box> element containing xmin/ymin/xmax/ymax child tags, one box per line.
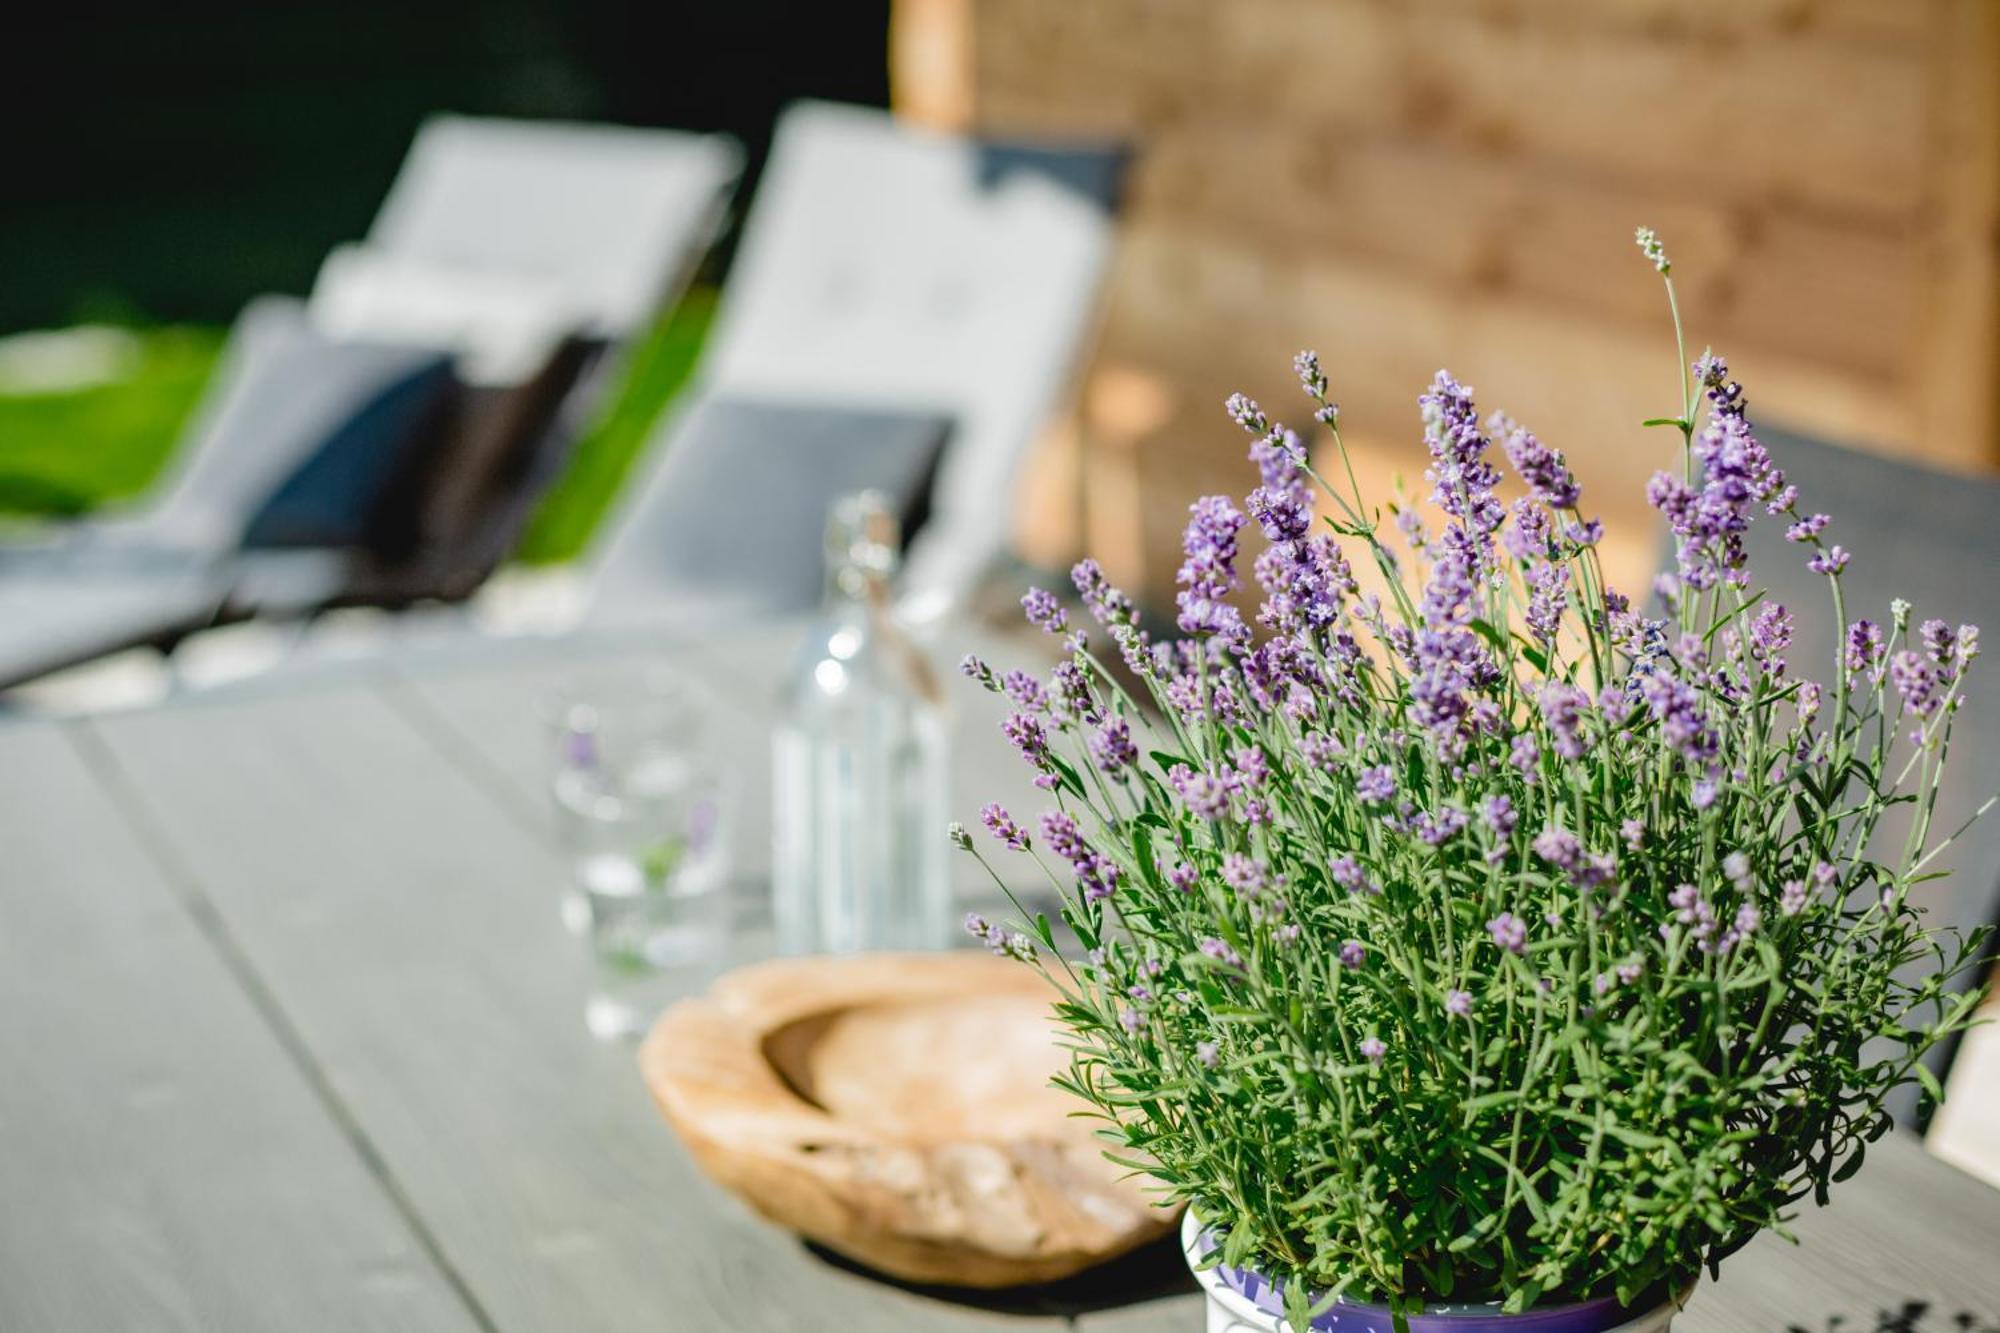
<box><xmin>1039</xmin><ymin>810</ymin><xmax>1088</xmax><ymax>863</ymax></box>
<box><xmin>1637</xmin><ymin>669</ymin><xmax>1720</xmax><ymax>771</ymax></box>
<box><xmin>1355</xmin><ymin>765</ymin><xmax>1397</xmax><ymax>806</ymax></box>
<box><xmin>1232</xmin><ymin>746</ymin><xmax>1270</xmax><ymax>789</ymax></box>
<box><xmin>1328</xmin><ymin>854</ymin><xmax>1377</xmax><ymax>895</ymax></box>
<box><xmin>1499</xmin><ymin>419</ymin><xmax>1582</xmax><ymax>510</ymax></box>
<box><xmin>1021</xmin><ymin>587</ymin><xmax>1067</xmax><ymax>634</ymax></box>
<box><xmin>1247</xmin><ymin>485</ymin><xmax>1312</xmax><ymax>542</ymax></box>
<box><xmin>1486</xmin><ymin>912</ymin><xmax>1528</xmax><ymax>955</ymax></box>
<box><xmin>1539</xmin><ymin>682</ymin><xmax>1593</xmax><ymax>760</ymax></box>
<box><xmin>1597</xmin><ymin>685</ymin><xmax>1635</xmax><ymax>726</ymax></box>
<box><xmin>1418</xmin><ymin>371</ymin><xmax>1504</xmax><ymax>552</ymax></box>
<box><xmin>1525</xmin><ymin>561</ymin><xmax>1569</xmax><ymax>645</ymax></box>
<box><xmin>1749</xmin><ymin>602</ymin><xmax>1792</xmax><ymax>676</ymax></box>
<box><xmin>1195</xmin><ymin>1040</ymin><xmax>1220</xmax><ymax>1069</ymax></box>
<box><xmin>1890</xmin><ymin>650</ymin><xmax>1945</xmax><ymax>722</ymax></box>
<box><xmin>1621</xmin><ymin>818</ymin><xmax>1646</xmax><ymax>850</ymax></box>
<box><xmin>1359</xmin><ymin>1036</ymin><xmax>1387</xmax><ymax>1064</ymax></box>
<box><xmin>963</xmin><ymin>912</ymin><xmax>1033</xmax><ymax>960</ymax></box>
<box><xmin>1444</xmin><ymin>989</ymin><xmax>1474</xmax><ymax>1017</ymax></box>
<box><xmin>1786</xmin><ymin>513</ymin><xmax>1829</xmax><ymax>543</ymax></box>
<box><xmin>1509</xmin><ymin>732</ymin><xmax>1542</xmax><ymax>782</ymax></box>
<box><xmin>1294</xmin><ymin>349</ymin><xmax>1326</xmax><ymax>397</ymax></box>
<box><xmin>1049</xmin><ymin>661</ymin><xmax>1104</xmax><ymax>726</ymax></box>
<box><xmin>1532</xmin><ymin>826</ymin><xmax>1581</xmax><ymax>870</ymax></box>
<box><xmin>1001</xmin><ymin>669</ymin><xmax>1047</xmax><ymax>712</ymax></box>
<box><xmin>1648</xmin><ymin>368</ymin><xmax>1787</xmax><ymax>589</ymax></box>
<box><xmin>1089</xmin><ymin>718</ymin><xmax>1138</xmax><ymax>774</ymax></box>
<box><xmin>1166</xmin><ymin>861</ymin><xmax>1199</xmax><ymax>894</ymax></box>
<box><xmin>1415</xmin><ymin>806</ymin><xmax>1468</xmax><ymax>846</ymax></box>
<box><xmin>959</xmin><ymin>653</ymin><xmax>996</xmax><ymax>690</ymax></box>
<box><xmin>1002</xmin><ymin>713</ymin><xmax>1050</xmax><ymax>767</ymax></box>
<box><xmin>1175</xmin><ymin>496</ymin><xmax>1250</xmax><ymax>643</ymax></box>
<box><xmin>1071</xmin><ymin>558</ymin><xmax>1138</xmax><ymax>630</ymax></box>
<box><xmin>1199</xmin><ymin>936</ymin><xmax>1244</xmax><ymax>968</ymax></box>
<box><xmin>1224</xmin><ymin>392</ymin><xmax>1267</xmax><ymax>435</ymax></box>
<box><xmin>1338</xmin><ymin>939</ymin><xmax>1367</xmax><ymax>969</ymax></box>
<box><xmin>981</xmin><ymin>802</ymin><xmax>1030</xmax><ymax>851</ymax></box>
<box><xmin>1666</xmin><ymin>883</ymin><xmax>1719</xmax><ymax>950</ymax></box>
<box><xmin>1221</xmin><ymin>854</ymin><xmax>1270</xmax><ymax>896</ymax></box>
<box><xmin>1171</xmin><ymin>765</ymin><xmax>1235</xmax><ymax>822</ymax></box>
<box><xmin>1119</xmin><ymin>1007</ymin><xmax>1144</xmax><ymax>1034</ymax></box>
<box><xmin>1923</xmin><ymin>618</ymin><xmax>1982</xmax><ymax>684</ymax></box>
<box><xmin>1482</xmin><ymin>794</ymin><xmax>1518</xmax><ymax>839</ymax></box>
<box><xmin>1719</xmin><ymin>902</ymin><xmax>1761</xmax><ymax>954</ymax></box>
<box><xmin>1808</xmin><ymin>545</ymin><xmax>1850</xmax><ymax>575</ymax></box>
<box><xmin>1298</xmin><ymin>731</ymin><xmax>1344</xmax><ymax>772</ymax></box>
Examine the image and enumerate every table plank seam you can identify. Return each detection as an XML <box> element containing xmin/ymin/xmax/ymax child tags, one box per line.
<box><xmin>64</xmin><ymin>716</ymin><xmax>509</xmax><ymax>1333</ymax></box>
<box><xmin>379</xmin><ymin>669</ymin><xmax>551</xmax><ymax>825</ymax></box>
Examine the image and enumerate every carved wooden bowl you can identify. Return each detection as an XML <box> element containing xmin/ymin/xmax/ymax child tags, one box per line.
<box><xmin>638</xmin><ymin>952</ymin><xmax>1179</xmax><ymax>1288</ymax></box>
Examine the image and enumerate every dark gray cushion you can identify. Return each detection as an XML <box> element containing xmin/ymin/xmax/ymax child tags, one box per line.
<box><xmin>586</xmin><ymin>396</ymin><xmax>950</xmax><ymax>626</ymax></box>
<box><xmin>237</xmin><ymin>346</ymin><xmax>456</xmax><ymax>553</ymax></box>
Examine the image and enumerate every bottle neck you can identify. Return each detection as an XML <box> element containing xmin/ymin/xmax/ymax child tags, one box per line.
<box><xmin>825</xmin><ymin>559</ymin><xmax>891</xmax><ymax>610</ymax></box>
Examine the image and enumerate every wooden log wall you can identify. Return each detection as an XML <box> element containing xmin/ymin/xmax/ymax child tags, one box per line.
<box><xmin>893</xmin><ymin>0</ymin><xmax>2000</xmax><ymax>610</ymax></box>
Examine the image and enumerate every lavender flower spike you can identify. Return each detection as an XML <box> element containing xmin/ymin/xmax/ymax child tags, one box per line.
<box><xmin>1635</xmin><ymin>225</ymin><xmax>1670</xmax><ymax>274</ymax></box>
<box><xmin>1021</xmin><ymin>587</ymin><xmax>1067</xmax><ymax>634</ymax></box>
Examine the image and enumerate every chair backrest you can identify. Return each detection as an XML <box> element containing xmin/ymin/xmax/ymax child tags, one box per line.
<box><xmin>365</xmin><ymin>115</ymin><xmax>743</xmax><ymax>341</ymax></box>
<box><xmin>1733</xmin><ymin>428</ymin><xmax>2000</xmax><ymax>1118</ymax></box>
<box><xmin>133</xmin><ymin>297</ymin><xmax>455</xmax><ymax>555</ymax></box>
<box><xmin>695</xmin><ymin>101</ymin><xmax>1124</xmax><ymax>619</ymax></box>
<box><xmin>585</xmin><ymin>396</ymin><xmax>950</xmax><ymax>630</ymax></box>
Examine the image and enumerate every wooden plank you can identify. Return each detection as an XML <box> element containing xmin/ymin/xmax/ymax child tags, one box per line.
<box><xmin>0</xmin><ymin>721</ymin><xmax>483</xmax><ymax>1333</ymax></box>
<box><xmin>84</xmin><ymin>680</ymin><xmax>1064</xmax><ymax>1333</ymax></box>
<box><xmin>1081</xmin><ymin>220</ymin><xmax>1902</xmax><ymax>606</ymax></box>
<box><xmin>961</xmin><ymin>0</ymin><xmax>1929</xmax><ymax>227</ymax></box>
<box><xmin>1076</xmin><ymin>1131</ymin><xmax>2000</xmax><ymax>1333</ymax></box>
<box><xmin>1405</xmin><ymin>0</ymin><xmax>1937</xmax><ymax>51</ymax></box>
<box><xmin>1121</xmin><ymin>128</ymin><xmax>1922</xmax><ymax>384</ymax></box>
<box><xmin>1912</xmin><ymin>0</ymin><xmax>2000</xmax><ymax>469</ymax></box>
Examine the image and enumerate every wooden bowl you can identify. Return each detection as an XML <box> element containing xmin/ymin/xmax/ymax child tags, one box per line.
<box><xmin>638</xmin><ymin>952</ymin><xmax>1179</xmax><ymax>1287</ymax></box>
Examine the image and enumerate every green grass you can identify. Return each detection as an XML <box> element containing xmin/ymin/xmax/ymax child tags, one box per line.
<box><xmin>513</xmin><ymin>286</ymin><xmax>716</xmax><ymax>564</ymax></box>
<box><xmin>0</xmin><ymin>325</ymin><xmax>225</xmax><ymax>515</ymax></box>
<box><xmin>0</xmin><ymin>288</ymin><xmax>715</xmax><ymax>559</ymax></box>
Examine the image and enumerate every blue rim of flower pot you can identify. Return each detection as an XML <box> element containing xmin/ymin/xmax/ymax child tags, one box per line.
<box><xmin>1184</xmin><ymin>1211</ymin><xmax>1667</xmax><ymax>1333</ymax></box>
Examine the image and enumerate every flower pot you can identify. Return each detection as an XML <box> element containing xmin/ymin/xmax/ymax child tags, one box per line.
<box><xmin>1182</xmin><ymin>1211</ymin><xmax>1683</xmax><ymax>1333</ymax></box>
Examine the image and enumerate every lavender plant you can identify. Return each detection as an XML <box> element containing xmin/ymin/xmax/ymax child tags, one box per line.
<box><xmin>955</xmin><ymin>232</ymin><xmax>1991</xmax><ymax>1322</ymax></box>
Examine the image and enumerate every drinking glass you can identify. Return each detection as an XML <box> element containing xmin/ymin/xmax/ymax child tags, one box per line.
<box><xmin>544</xmin><ymin>665</ymin><xmax>732</xmax><ymax>1040</ymax></box>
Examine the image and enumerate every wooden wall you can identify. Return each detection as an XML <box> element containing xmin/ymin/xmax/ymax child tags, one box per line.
<box><xmin>892</xmin><ymin>0</ymin><xmax>2000</xmax><ymax>609</ymax></box>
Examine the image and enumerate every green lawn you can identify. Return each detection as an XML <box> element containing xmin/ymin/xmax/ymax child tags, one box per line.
<box><xmin>514</xmin><ymin>286</ymin><xmax>714</xmax><ymax>563</ymax></box>
<box><xmin>0</xmin><ymin>325</ymin><xmax>224</xmax><ymax>515</ymax></box>
<box><xmin>0</xmin><ymin>289</ymin><xmax>715</xmax><ymax>560</ymax></box>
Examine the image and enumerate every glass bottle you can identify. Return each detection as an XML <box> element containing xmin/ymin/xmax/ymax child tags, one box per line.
<box><xmin>772</xmin><ymin>491</ymin><xmax>950</xmax><ymax>954</ymax></box>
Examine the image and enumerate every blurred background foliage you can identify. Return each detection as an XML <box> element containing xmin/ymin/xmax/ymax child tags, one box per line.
<box><xmin>0</xmin><ymin>0</ymin><xmax>887</xmax><ymax>550</ymax></box>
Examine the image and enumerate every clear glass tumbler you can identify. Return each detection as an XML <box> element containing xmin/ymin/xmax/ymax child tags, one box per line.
<box><xmin>544</xmin><ymin>665</ymin><xmax>732</xmax><ymax>1040</ymax></box>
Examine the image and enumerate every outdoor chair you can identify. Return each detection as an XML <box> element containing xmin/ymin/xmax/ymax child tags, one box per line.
<box><xmin>0</xmin><ymin>118</ymin><xmax>742</xmax><ymax>691</ymax></box>
<box><xmin>581</xmin><ymin>100</ymin><xmax>1125</xmax><ymax>628</ymax></box>
<box><xmin>247</xmin><ymin>114</ymin><xmax>745</xmax><ymax>613</ymax></box>
<box><xmin>0</xmin><ymin>298</ymin><xmax>457</xmax><ymax>689</ymax></box>
<box><xmin>585</xmin><ymin>397</ymin><xmax>950</xmax><ymax>631</ymax></box>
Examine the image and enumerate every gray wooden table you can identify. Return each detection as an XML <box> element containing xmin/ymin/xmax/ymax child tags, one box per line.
<box><xmin>4</xmin><ymin>626</ymin><xmax>1998</xmax><ymax>1333</ymax></box>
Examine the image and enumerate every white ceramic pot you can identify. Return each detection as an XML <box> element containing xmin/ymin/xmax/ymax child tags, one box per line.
<box><xmin>1183</xmin><ymin>1210</ymin><xmax>1684</xmax><ymax>1333</ymax></box>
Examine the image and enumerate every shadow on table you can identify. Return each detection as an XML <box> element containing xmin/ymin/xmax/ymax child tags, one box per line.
<box><xmin>805</xmin><ymin>1230</ymin><xmax>1199</xmax><ymax>1319</ymax></box>
<box><xmin>1787</xmin><ymin>1305</ymin><xmax>1998</xmax><ymax>1333</ymax></box>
